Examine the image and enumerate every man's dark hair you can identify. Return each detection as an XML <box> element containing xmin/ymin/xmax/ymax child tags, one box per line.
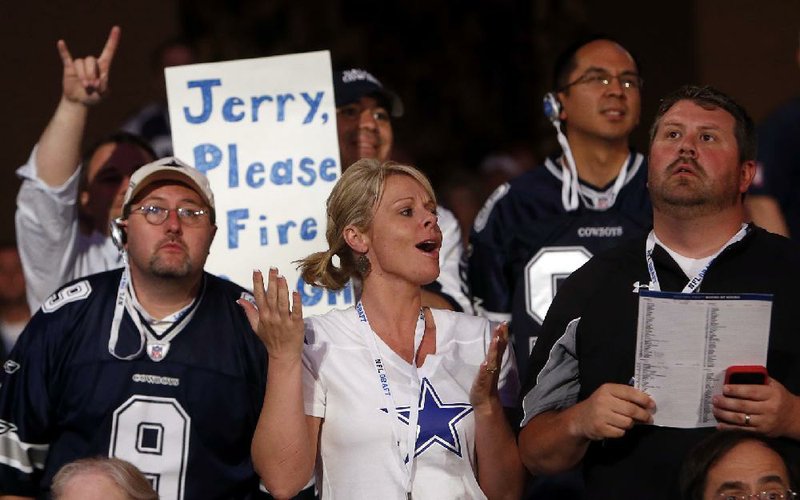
<box><xmin>679</xmin><ymin>430</ymin><xmax>798</xmax><ymax>500</ymax></box>
<box><xmin>552</xmin><ymin>34</ymin><xmax>641</xmax><ymax>91</ymax></box>
<box><xmin>78</xmin><ymin>132</ymin><xmax>157</xmax><ymax>194</ymax></box>
<box><xmin>649</xmin><ymin>85</ymin><xmax>756</xmax><ymax>163</ymax></box>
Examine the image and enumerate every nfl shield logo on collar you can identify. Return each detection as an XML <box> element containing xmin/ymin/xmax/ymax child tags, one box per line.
<box><xmin>147</xmin><ymin>342</ymin><xmax>170</xmax><ymax>362</ymax></box>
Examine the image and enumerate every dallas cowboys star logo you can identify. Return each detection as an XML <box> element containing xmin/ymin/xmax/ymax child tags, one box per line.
<box><xmin>383</xmin><ymin>377</ymin><xmax>473</xmax><ymax>458</ymax></box>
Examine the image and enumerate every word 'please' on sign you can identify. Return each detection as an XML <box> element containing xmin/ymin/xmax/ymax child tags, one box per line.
<box><xmin>194</xmin><ymin>143</ymin><xmax>338</xmax><ymax>189</ymax></box>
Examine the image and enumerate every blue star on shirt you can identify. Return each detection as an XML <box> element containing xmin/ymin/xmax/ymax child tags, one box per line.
<box><xmin>385</xmin><ymin>377</ymin><xmax>473</xmax><ymax>458</ymax></box>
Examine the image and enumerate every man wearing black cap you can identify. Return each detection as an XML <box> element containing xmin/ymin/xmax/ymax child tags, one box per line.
<box><xmin>333</xmin><ymin>68</ymin><xmax>403</xmax><ymax>171</ymax></box>
<box><xmin>333</xmin><ymin>68</ymin><xmax>471</xmax><ymax>312</ymax></box>
<box><xmin>0</xmin><ymin>157</ymin><xmax>271</xmax><ymax>499</ymax></box>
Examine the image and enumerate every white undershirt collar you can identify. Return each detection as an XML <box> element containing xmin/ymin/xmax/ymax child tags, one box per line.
<box><xmin>652</xmin><ymin>233</ymin><xmax>715</xmax><ymax>279</ymax></box>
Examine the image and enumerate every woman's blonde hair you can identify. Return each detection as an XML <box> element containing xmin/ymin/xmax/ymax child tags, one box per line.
<box><xmin>297</xmin><ymin>159</ymin><xmax>436</xmax><ymax>290</ymax></box>
<box><xmin>51</xmin><ymin>457</ymin><xmax>159</xmax><ymax>500</ymax></box>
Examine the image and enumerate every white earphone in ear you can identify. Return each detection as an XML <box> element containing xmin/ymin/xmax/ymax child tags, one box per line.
<box><xmin>543</xmin><ymin>91</ymin><xmax>581</xmax><ymax>212</ymax></box>
<box><xmin>543</xmin><ymin>92</ymin><xmax>562</xmax><ymax>124</ymax></box>
<box><xmin>110</xmin><ymin>217</ymin><xmax>126</xmax><ymax>251</ymax></box>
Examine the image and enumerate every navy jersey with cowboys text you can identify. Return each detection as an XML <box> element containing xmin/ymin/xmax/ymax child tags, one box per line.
<box><xmin>0</xmin><ymin>269</ymin><xmax>269</xmax><ymax>499</ymax></box>
<box><xmin>465</xmin><ymin>153</ymin><xmax>652</xmax><ymax>379</ymax></box>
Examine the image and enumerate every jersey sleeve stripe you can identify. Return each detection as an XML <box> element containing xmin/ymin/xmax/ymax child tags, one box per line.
<box><xmin>520</xmin><ymin>317</ymin><xmax>581</xmax><ymax>426</ymax></box>
<box><xmin>0</xmin><ymin>420</ymin><xmax>49</xmax><ymax>473</ymax></box>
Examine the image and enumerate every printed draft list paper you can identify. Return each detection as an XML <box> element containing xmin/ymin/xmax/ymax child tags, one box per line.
<box><xmin>634</xmin><ymin>290</ymin><xmax>772</xmax><ymax>428</ymax></box>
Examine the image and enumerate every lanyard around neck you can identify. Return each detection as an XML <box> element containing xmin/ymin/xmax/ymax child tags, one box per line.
<box><xmin>644</xmin><ymin>224</ymin><xmax>748</xmax><ymax>293</ymax></box>
<box><xmin>355</xmin><ymin>301</ymin><xmax>426</xmax><ymax>496</ymax></box>
<box><xmin>108</xmin><ymin>265</ymin><xmax>202</xmax><ymax>361</ymax></box>
<box><xmin>558</xmin><ymin>147</ymin><xmax>631</xmax><ymax>211</ymax></box>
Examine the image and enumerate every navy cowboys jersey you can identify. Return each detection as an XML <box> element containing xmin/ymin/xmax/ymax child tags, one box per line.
<box><xmin>0</xmin><ymin>270</ymin><xmax>269</xmax><ymax>499</ymax></box>
<box><xmin>466</xmin><ymin>152</ymin><xmax>652</xmax><ymax>379</ymax></box>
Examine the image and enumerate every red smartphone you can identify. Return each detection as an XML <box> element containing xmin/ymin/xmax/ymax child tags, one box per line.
<box><xmin>724</xmin><ymin>365</ymin><xmax>767</xmax><ymax>385</ymax></box>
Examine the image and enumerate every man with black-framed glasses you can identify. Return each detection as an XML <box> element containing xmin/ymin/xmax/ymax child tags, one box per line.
<box><xmin>0</xmin><ymin>157</ymin><xmax>274</xmax><ymax>499</ymax></box>
<box><xmin>466</xmin><ymin>35</ymin><xmax>652</xmax><ymax>383</ymax></box>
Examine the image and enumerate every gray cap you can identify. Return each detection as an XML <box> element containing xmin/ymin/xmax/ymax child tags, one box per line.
<box><xmin>122</xmin><ymin>157</ymin><xmax>215</xmax><ymax>215</ymax></box>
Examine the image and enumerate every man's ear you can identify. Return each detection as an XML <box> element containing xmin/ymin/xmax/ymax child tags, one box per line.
<box><xmin>739</xmin><ymin>160</ymin><xmax>757</xmax><ymax>194</ymax></box>
<box><xmin>209</xmin><ymin>224</ymin><xmax>218</xmax><ymax>250</ymax></box>
<box><xmin>556</xmin><ymin>91</ymin><xmax>568</xmax><ymax>121</ymax></box>
<box><xmin>343</xmin><ymin>225</ymin><xmax>369</xmax><ymax>254</ymax></box>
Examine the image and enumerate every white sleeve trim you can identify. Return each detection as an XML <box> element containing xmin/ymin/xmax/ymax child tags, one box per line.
<box><xmin>0</xmin><ymin>420</ymin><xmax>49</xmax><ymax>474</ymax></box>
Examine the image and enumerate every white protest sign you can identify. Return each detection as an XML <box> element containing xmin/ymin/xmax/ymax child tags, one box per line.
<box><xmin>166</xmin><ymin>50</ymin><xmax>354</xmax><ymax>316</ymax></box>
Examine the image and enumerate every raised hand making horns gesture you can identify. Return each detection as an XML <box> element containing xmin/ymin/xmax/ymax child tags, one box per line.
<box><xmin>57</xmin><ymin>25</ymin><xmax>120</xmax><ymax>106</ymax></box>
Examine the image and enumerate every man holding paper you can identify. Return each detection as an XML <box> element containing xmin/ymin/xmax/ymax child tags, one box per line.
<box><xmin>518</xmin><ymin>85</ymin><xmax>800</xmax><ymax>498</ymax></box>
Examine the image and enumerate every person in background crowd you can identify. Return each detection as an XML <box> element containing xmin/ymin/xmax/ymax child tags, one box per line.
<box><xmin>0</xmin><ymin>241</ymin><xmax>30</xmax><ymax>359</ymax></box>
<box><xmin>478</xmin><ymin>152</ymin><xmax>528</xmax><ymax>201</ymax></box>
<box><xmin>334</xmin><ymin>68</ymin><xmax>472</xmax><ymax>313</ymax></box>
<box><xmin>743</xmin><ymin>36</ymin><xmax>800</xmax><ymax>239</ymax></box>
<box><xmin>122</xmin><ymin>37</ymin><xmax>198</xmax><ymax>158</ymax></box>
<box><xmin>680</xmin><ymin>430</ymin><xmax>798</xmax><ymax>500</ymax></box>
<box><xmin>16</xmin><ymin>26</ymin><xmax>156</xmax><ymax>312</ymax></box>
<box><xmin>439</xmin><ymin>168</ymin><xmax>484</xmax><ymax>248</ymax></box>
<box><xmin>465</xmin><ymin>35</ymin><xmax>651</xmax><ymax>381</ymax></box>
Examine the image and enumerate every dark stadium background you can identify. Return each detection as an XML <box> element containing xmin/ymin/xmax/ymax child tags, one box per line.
<box><xmin>1</xmin><ymin>0</ymin><xmax>798</xmax><ymax>240</ymax></box>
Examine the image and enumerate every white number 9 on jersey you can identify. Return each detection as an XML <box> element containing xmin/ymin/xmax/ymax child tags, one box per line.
<box><xmin>110</xmin><ymin>395</ymin><xmax>191</xmax><ymax>500</ymax></box>
<box><xmin>525</xmin><ymin>246</ymin><xmax>592</xmax><ymax>324</ymax></box>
